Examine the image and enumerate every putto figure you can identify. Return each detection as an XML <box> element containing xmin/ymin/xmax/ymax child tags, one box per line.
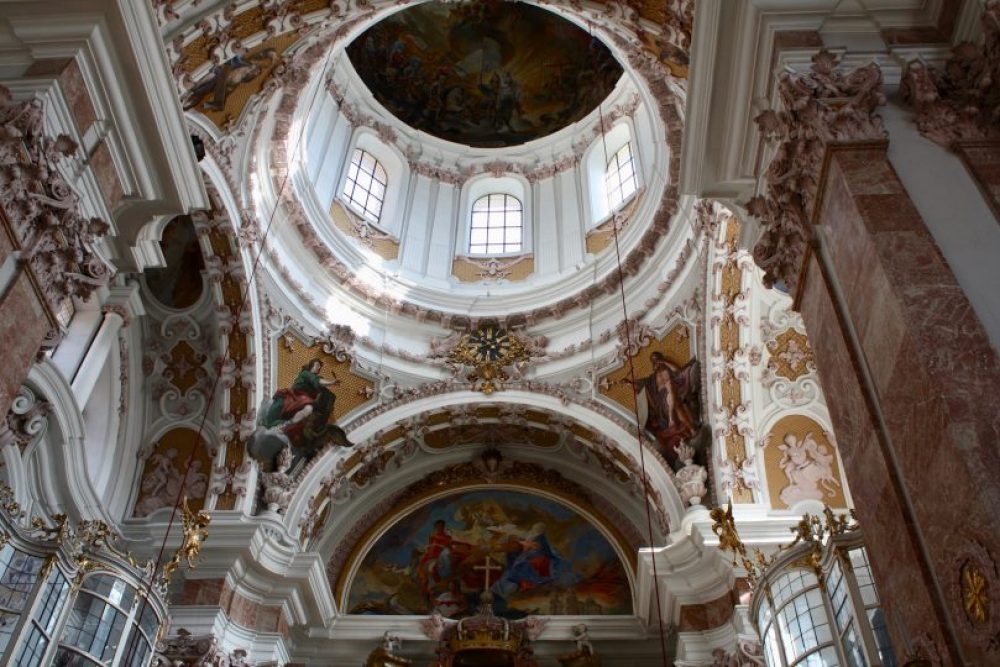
<box><xmin>777</xmin><ymin>432</ymin><xmax>841</xmax><ymax>506</ymax></box>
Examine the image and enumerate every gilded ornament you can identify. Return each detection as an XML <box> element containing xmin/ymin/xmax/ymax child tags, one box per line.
<box><xmin>961</xmin><ymin>562</ymin><xmax>991</xmax><ymax>624</ymax></box>
<box><xmin>446</xmin><ymin>326</ymin><xmax>532</xmax><ymax>394</ymax></box>
<box><xmin>161</xmin><ymin>496</ymin><xmax>211</xmax><ymax>584</ymax></box>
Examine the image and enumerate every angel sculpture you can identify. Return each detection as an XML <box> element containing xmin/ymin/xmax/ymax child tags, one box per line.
<box><xmin>777</xmin><ymin>432</ymin><xmax>840</xmax><ymax>506</ymax></box>
<box><xmin>161</xmin><ymin>496</ymin><xmax>211</xmax><ymax>583</ymax></box>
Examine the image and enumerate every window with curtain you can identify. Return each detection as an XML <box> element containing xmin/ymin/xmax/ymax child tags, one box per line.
<box><xmin>468</xmin><ymin>193</ymin><xmax>523</xmax><ymax>255</ymax></box>
<box><xmin>604</xmin><ymin>141</ymin><xmax>638</xmax><ymax>211</ymax></box>
<box><xmin>342</xmin><ymin>148</ymin><xmax>388</xmax><ymax>224</ymax></box>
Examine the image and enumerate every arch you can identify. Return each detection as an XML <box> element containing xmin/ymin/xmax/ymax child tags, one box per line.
<box><xmin>283</xmin><ymin>391</ymin><xmax>686</xmax><ymax>538</ymax></box>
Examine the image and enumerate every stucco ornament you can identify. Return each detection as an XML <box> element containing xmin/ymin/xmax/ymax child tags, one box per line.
<box><xmin>0</xmin><ymin>85</ymin><xmax>112</xmax><ymax>323</ymax></box>
<box><xmin>775</xmin><ymin>431</ymin><xmax>841</xmax><ymax>506</ymax></box>
<box><xmin>673</xmin><ymin>442</ymin><xmax>708</xmax><ymax>506</ymax></box>
<box><xmin>901</xmin><ymin>2</ymin><xmax>1000</xmax><ymax>148</ymax></box>
<box><xmin>748</xmin><ymin>50</ymin><xmax>886</xmax><ymax>297</ymax></box>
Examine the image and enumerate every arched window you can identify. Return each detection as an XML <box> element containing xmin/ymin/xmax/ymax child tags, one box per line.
<box><xmin>469</xmin><ymin>193</ymin><xmax>523</xmax><ymax>255</ymax></box>
<box><xmin>342</xmin><ymin>148</ymin><xmax>387</xmax><ymax>223</ymax></box>
<box><xmin>605</xmin><ymin>141</ymin><xmax>638</xmax><ymax>210</ymax></box>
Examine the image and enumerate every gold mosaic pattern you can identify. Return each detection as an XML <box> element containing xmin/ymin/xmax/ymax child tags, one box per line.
<box><xmin>599</xmin><ymin>322</ymin><xmax>692</xmax><ymax>413</ymax></box>
<box><xmin>452</xmin><ymin>255</ymin><xmax>534</xmax><ymax>283</ymax></box>
<box><xmin>330</xmin><ymin>202</ymin><xmax>400</xmax><ymax>261</ymax></box>
<box><xmin>275</xmin><ymin>335</ymin><xmax>374</xmax><ymax>422</ymax></box>
<box><xmin>762</xmin><ymin>414</ymin><xmax>847</xmax><ymax>510</ymax></box>
<box><xmin>717</xmin><ymin>218</ymin><xmax>754</xmax><ymax>503</ymax></box>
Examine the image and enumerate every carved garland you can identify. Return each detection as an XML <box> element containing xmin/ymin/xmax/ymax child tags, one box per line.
<box><xmin>0</xmin><ymin>85</ymin><xmax>112</xmax><ymax>336</ymax></box>
<box><xmin>748</xmin><ymin>50</ymin><xmax>886</xmax><ymax>299</ymax></box>
<box><xmin>710</xmin><ymin>214</ymin><xmax>756</xmax><ymax>504</ymax></box>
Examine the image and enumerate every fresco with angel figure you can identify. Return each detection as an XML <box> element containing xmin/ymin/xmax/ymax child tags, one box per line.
<box><xmin>346</xmin><ymin>490</ymin><xmax>632</xmax><ymax>618</ymax></box>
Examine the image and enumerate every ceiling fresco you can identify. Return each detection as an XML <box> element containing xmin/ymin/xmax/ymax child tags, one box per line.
<box><xmin>346</xmin><ymin>0</ymin><xmax>624</xmax><ymax>148</ymax></box>
<box><xmin>345</xmin><ymin>489</ymin><xmax>632</xmax><ymax>618</ymax></box>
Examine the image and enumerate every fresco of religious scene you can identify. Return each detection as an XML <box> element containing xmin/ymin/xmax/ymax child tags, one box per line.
<box><xmin>346</xmin><ymin>0</ymin><xmax>623</xmax><ymax>148</ymax></box>
<box><xmin>346</xmin><ymin>490</ymin><xmax>631</xmax><ymax>619</ymax></box>
<box><xmin>601</xmin><ymin>325</ymin><xmax>706</xmax><ymax>470</ymax></box>
<box><xmin>249</xmin><ymin>357</ymin><xmax>353</xmax><ymax>475</ymax></box>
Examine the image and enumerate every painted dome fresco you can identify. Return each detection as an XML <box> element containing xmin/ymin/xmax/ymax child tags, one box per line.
<box><xmin>346</xmin><ymin>0</ymin><xmax>624</xmax><ymax>148</ymax></box>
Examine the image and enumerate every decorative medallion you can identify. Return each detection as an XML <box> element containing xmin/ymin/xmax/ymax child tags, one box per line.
<box><xmin>445</xmin><ymin>326</ymin><xmax>534</xmax><ymax>394</ymax></box>
<box><xmin>766</xmin><ymin>328</ymin><xmax>815</xmax><ymax>381</ymax></box>
<box><xmin>962</xmin><ymin>562</ymin><xmax>991</xmax><ymax>625</ymax></box>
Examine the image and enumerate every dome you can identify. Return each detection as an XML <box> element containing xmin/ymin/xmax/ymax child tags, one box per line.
<box><xmin>346</xmin><ymin>0</ymin><xmax>623</xmax><ymax>148</ymax></box>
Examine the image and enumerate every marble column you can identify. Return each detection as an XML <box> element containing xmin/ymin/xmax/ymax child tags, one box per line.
<box><xmin>752</xmin><ymin>51</ymin><xmax>1000</xmax><ymax>666</ymax></box>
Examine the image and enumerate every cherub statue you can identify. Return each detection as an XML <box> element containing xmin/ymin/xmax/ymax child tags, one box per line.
<box><xmin>161</xmin><ymin>496</ymin><xmax>211</xmax><ymax>583</ymax></box>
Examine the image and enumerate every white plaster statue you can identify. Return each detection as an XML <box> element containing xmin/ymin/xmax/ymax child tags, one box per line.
<box><xmin>777</xmin><ymin>432</ymin><xmax>840</xmax><ymax>506</ymax></box>
<box><xmin>571</xmin><ymin>624</ymin><xmax>594</xmax><ymax>655</ymax></box>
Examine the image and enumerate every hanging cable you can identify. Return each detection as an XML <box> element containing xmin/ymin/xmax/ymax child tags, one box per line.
<box><xmin>590</xmin><ymin>18</ymin><xmax>671</xmax><ymax>666</ymax></box>
<box><xmin>124</xmin><ymin>45</ymin><xmax>337</xmax><ymax>660</ymax></box>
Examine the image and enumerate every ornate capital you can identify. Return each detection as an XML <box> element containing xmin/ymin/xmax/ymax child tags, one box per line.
<box><xmin>901</xmin><ymin>2</ymin><xmax>1000</xmax><ymax>148</ymax></box>
<box><xmin>749</xmin><ymin>50</ymin><xmax>886</xmax><ymax>295</ymax></box>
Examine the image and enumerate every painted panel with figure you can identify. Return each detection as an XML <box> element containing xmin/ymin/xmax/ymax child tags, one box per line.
<box><xmin>345</xmin><ymin>490</ymin><xmax>632</xmax><ymax>618</ymax></box>
<box><xmin>600</xmin><ymin>323</ymin><xmax>706</xmax><ymax>470</ymax></box>
<box><xmin>247</xmin><ymin>332</ymin><xmax>370</xmax><ymax>474</ymax></box>
<box><xmin>346</xmin><ymin>0</ymin><xmax>623</xmax><ymax>148</ymax></box>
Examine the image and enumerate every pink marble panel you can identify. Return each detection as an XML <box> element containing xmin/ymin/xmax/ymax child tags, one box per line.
<box><xmin>810</xmin><ymin>148</ymin><xmax>1000</xmax><ymax>664</ymax></box>
<box><xmin>0</xmin><ymin>272</ymin><xmax>48</xmax><ymax>419</ymax></box>
<box><xmin>89</xmin><ymin>140</ymin><xmax>124</xmax><ymax>211</ymax></box>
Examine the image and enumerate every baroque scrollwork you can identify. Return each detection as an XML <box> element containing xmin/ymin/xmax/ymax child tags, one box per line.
<box><xmin>901</xmin><ymin>3</ymin><xmax>1000</xmax><ymax>148</ymax></box>
<box><xmin>748</xmin><ymin>50</ymin><xmax>886</xmax><ymax>296</ymax></box>
<box><xmin>0</xmin><ymin>85</ymin><xmax>112</xmax><ymax>323</ymax></box>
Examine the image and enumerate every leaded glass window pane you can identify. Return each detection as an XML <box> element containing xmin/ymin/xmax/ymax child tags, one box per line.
<box><xmin>342</xmin><ymin>148</ymin><xmax>388</xmax><ymax>224</ymax></box>
<box><xmin>605</xmin><ymin>142</ymin><xmax>638</xmax><ymax>210</ymax></box>
<box><xmin>468</xmin><ymin>194</ymin><xmax>523</xmax><ymax>255</ymax></box>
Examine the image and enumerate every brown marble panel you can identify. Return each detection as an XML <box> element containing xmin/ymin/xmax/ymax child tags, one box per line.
<box><xmin>57</xmin><ymin>59</ymin><xmax>97</xmax><ymax>136</ymax></box>
<box><xmin>174</xmin><ymin>578</ymin><xmax>227</xmax><ymax>605</ymax></box>
<box><xmin>90</xmin><ymin>139</ymin><xmax>124</xmax><ymax>211</ymax></box>
<box><xmin>0</xmin><ymin>271</ymin><xmax>48</xmax><ymax>419</ymax></box>
<box><xmin>677</xmin><ymin>591</ymin><xmax>736</xmax><ymax>632</ymax></box>
<box><xmin>810</xmin><ymin>148</ymin><xmax>1000</xmax><ymax>664</ymax></box>
<box><xmin>798</xmin><ymin>256</ymin><xmax>951</xmax><ymax>662</ymax></box>
<box><xmin>955</xmin><ymin>141</ymin><xmax>1000</xmax><ymax>223</ymax></box>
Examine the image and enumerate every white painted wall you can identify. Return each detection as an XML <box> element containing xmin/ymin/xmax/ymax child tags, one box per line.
<box><xmin>883</xmin><ymin>95</ymin><xmax>1000</xmax><ymax>355</ymax></box>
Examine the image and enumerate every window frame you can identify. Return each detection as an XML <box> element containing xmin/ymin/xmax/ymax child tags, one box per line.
<box><xmin>458</xmin><ymin>175</ymin><xmax>532</xmax><ymax>259</ymax></box>
<box><xmin>604</xmin><ymin>141</ymin><xmax>639</xmax><ymax>212</ymax></box>
<box><xmin>340</xmin><ymin>147</ymin><xmax>389</xmax><ymax>225</ymax></box>
<box><xmin>467</xmin><ymin>192</ymin><xmax>525</xmax><ymax>257</ymax></box>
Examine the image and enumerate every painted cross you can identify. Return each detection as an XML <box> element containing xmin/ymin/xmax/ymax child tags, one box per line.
<box><xmin>473</xmin><ymin>555</ymin><xmax>502</xmax><ymax>592</ymax></box>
